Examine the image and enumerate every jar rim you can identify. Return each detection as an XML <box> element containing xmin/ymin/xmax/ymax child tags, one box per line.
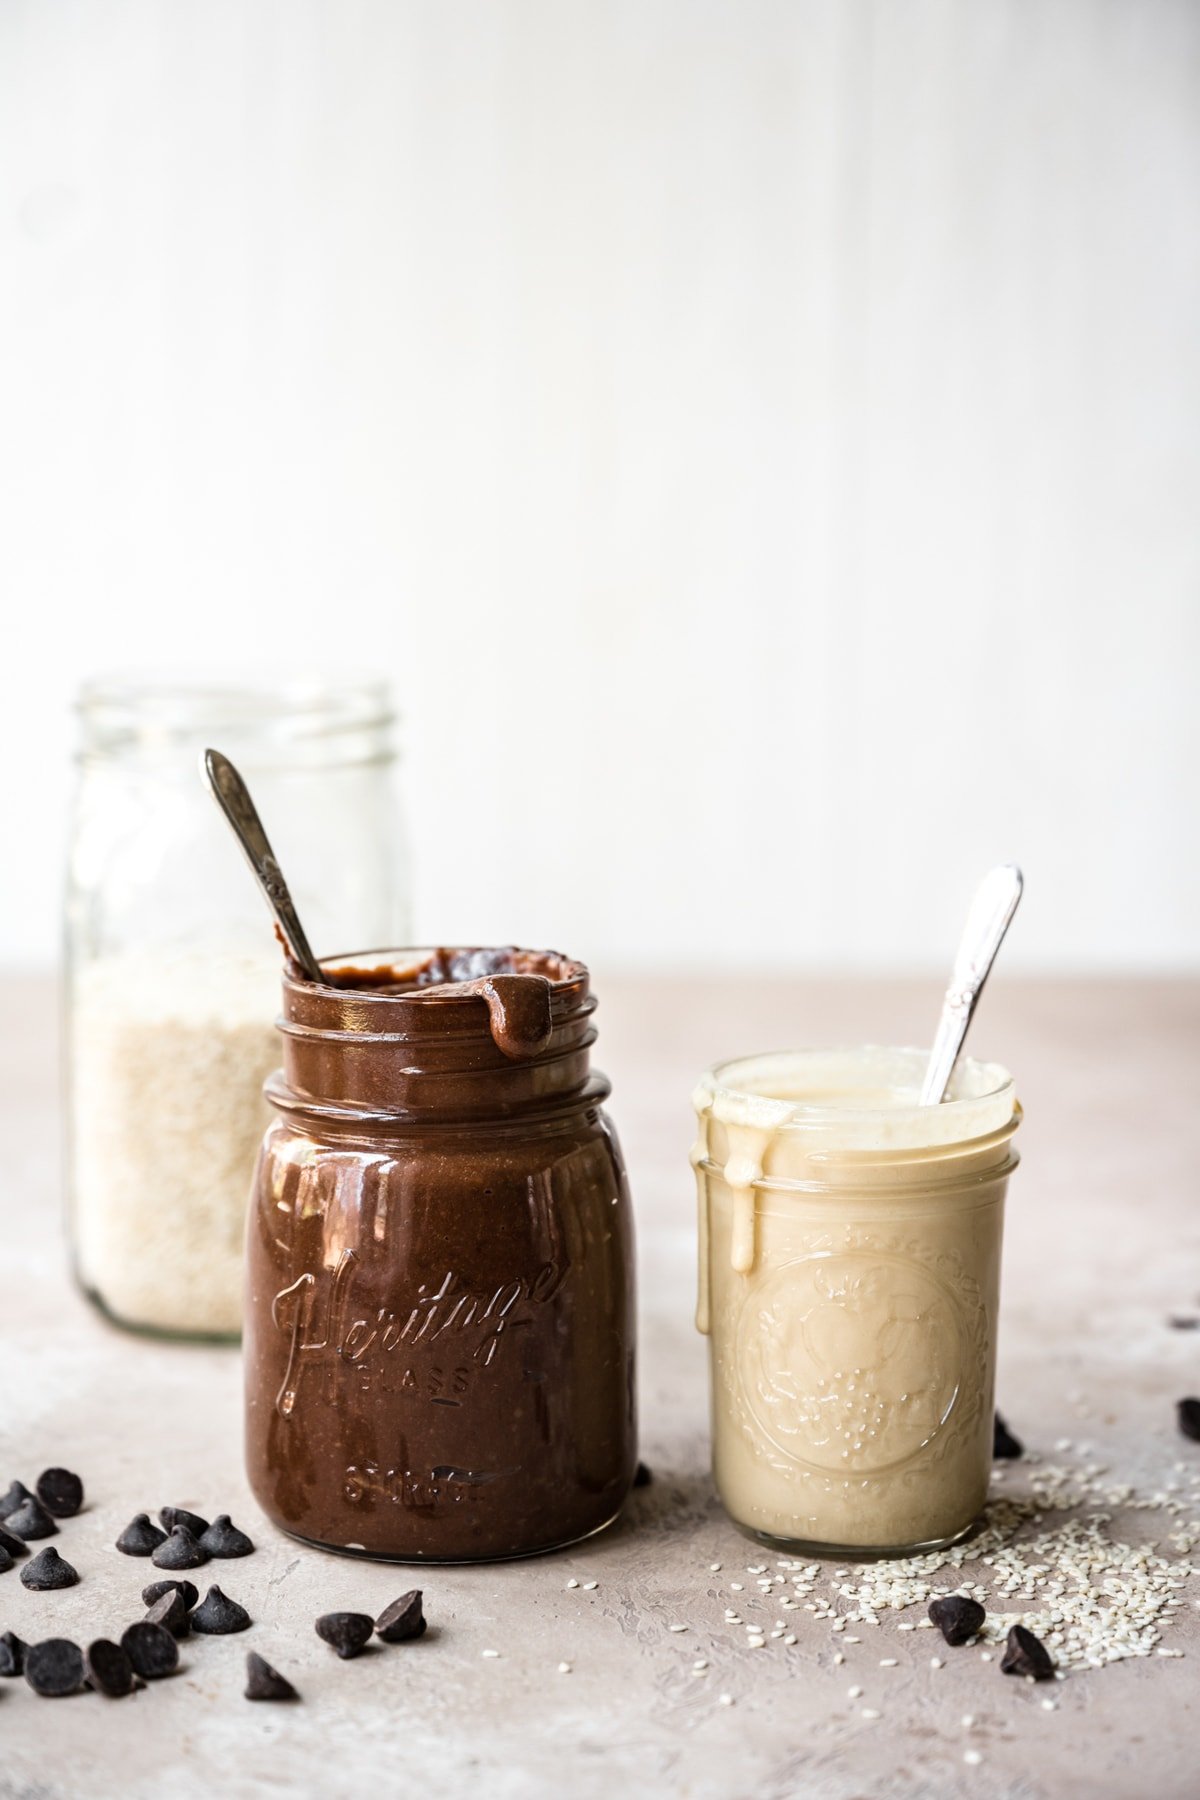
<box><xmin>76</xmin><ymin>671</ymin><xmax>396</xmax><ymax>755</ymax></box>
<box><xmin>307</xmin><ymin>945</ymin><xmax>589</xmax><ymax>1002</ymax></box>
<box><xmin>694</xmin><ymin>1045</ymin><xmax>1016</xmax><ymax>1150</ymax></box>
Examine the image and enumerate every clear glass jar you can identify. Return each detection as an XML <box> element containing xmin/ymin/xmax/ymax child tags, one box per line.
<box><xmin>692</xmin><ymin>1048</ymin><xmax>1020</xmax><ymax>1558</ymax></box>
<box><xmin>244</xmin><ymin>946</ymin><xmax>637</xmax><ymax>1562</ymax></box>
<box><xmin>65</xmin><ymin>675</ymin><xmax>410</xmax><ymax>1342</ymax></box>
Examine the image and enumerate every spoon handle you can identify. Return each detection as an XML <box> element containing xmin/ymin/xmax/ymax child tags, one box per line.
<box><xmin>920</xmin><ymin>863</ymin><xmax>1024</xmax><ymax>1106</ymax></box>
<box><xmin>202</xmin><ymin>748</ymin><xmax>325</xmax><ymax>985</ymax></box>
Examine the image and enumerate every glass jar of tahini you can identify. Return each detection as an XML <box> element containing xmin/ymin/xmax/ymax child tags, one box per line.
<box><xmin>692</xmin><ymin>1047</ymin><xmax>1020</xmax><ymax>1558</ymax></box>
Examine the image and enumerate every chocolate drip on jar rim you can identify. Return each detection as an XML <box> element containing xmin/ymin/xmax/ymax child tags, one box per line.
<box><xmin>272</xmin><ymin>946</ymin><xmax>600</xmax><ymax>1123</ymax></box>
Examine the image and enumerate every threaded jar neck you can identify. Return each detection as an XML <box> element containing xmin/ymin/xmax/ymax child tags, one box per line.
<box><xmin>270</xmin><ymin>946</ymin><xmax>606</xmax><ymax>1130</ymax></box>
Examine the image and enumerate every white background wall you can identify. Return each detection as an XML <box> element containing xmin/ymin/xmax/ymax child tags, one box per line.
<box><xmin>2</xmin><ymin>0</ymin><xmax>1197</xmax><ymax>973</ymax></box>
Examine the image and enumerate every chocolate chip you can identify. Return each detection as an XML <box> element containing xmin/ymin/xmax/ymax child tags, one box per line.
<box><xmin>160</xmin><ymin>1507</ymin><xmax>210</xmax><ymax>1540</ymax></box>
<box><xmin>151</xmin><ymin>1525</ymin><xmax>208</xmax><ymax>1569</ymax></box>
<box><xmin>116</xmin><ymin>1512</ymin><xmax>167</xmax><ymax>1556</ymax></box>
<box><xmin>375</xmin><ymin>1591</ymin><xmax>426</xmax><ymax>1643</ymax></box>
<box><xmin>5</xmin><ymin>1496</ymin><xmax>58</xmax><ymax>1541</ymax></box>
<box><xmin>993</xmin><ymin>1412</ymin><xmax>1023</xmax><ymax>1460</ymax></box>
<box><xmin>198</xmin><ymin>1513</ymin><xmax>254</xmax><ymax>1558</ymax></box>
<box><xmin>0</xmin><ymin>1543</ymin><xmax>12</xmax><ymax>1574</ymax></box>
<box><xmin>1169</xmin><ymin>1315</ymin><xmax>1200</xmax><ymax>1330</ymax></box>
<box><xmin>85</xmin><ymin>1638</ymin><xmax>136</xmax><ymax>1697</ymax></box>
<box><xmin>245</xmin><ymin>1650</ymin><xmax>299</xmax><ymax>1701</ymax></box>
<box><xmin>1178</xmin><ymin>1397</ymin><xmax>1200</xmax><ymax>1444</ymax></box>
<box><xmin>142</xmin><ymin>1577</ymin><xmax>199</xmax><ymax>1612</ymax></box>
<box><xmin>0</xmin><ymin>1479</ymin><xmax>32</xmax><ymax>1518</ymax></box>
<box><xmin>35</xmin><ymin>1468</ymin><xmax>84</xmax><ymax>1519</ymax></box>
<box><xmin>928</xmin><ymin>1594</ymin><xmax>986</xmax><ymax>1646</ymax></box>
<box><xmin>120</xmin><ymin>1620</ymin><xmax>180</xmax><ymax>1680</ymax></box>
<box><xmin>0</xmin><ymin>1521</ymin><xmax>28</xmax><ymax>1560</ymax></box>
<box><xmin>633</xmin><ymin>1461</ymin><xmax>653</xmax><ymax>1488</ymax></box>
<box><xmin>1000</xmin><ymin>1623</ymin><xmax>1055</xmax><ymax>1680</ymax></box>
<box><xmin>24</xmin><ymin>1638</ymin><xmax>84</xmax><ymax>1696</ymax></box>
<box><xmin>145</xmin><ymin>1590</ymin><xmax>192</xmax><ymax>1637</ymax></box>
<box><xmin>191</xmin><ymin>1585</ymin><xmax>251</xmax><ymax>1634</ymax></box>
<box><xmin>21</xmin><ymin>1547</ymin><xmax>79</xmax><ymax>1591</ymax></box>
<box><xmin>0</xmin><ymin>1630</ymin><xmax>27</xmax><ymax>1675</ymax></box>
<box><xmin>315</xmin><ymin>1611</ymin><xmax>374</xmax><ymax>1659</ymax></box>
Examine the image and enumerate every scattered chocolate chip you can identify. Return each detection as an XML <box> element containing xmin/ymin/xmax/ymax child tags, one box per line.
<box><xmin>993</xmin><ymin>1412</ymin><xmax>1023</xmax><ymax>1460</ymax></box>
<box><xmin>198</xmin><ymin>1513</ymin><xmax>254</xmax><ymax>1558</ymax></box>
<box><xmin>315</xmin><ymin>1611</ymin><xmax>374</xmax><ymax>1659</ymax></box>
<box><xmin>85</xmin><ymin>1638</ymin><xmax>136</xmax><ymax>1697</ymax></box>
<box><xmin>116</xmin><ymin>1512</ymin><xmax>167</xmax><ymax>1556</ymax></box>
<box><xmin>245</xmin><ymin>1650</ymin><xmax>299</xmax><ymax>1701</ymax></box>
<box><xmin>160</xmin><ymin>1507</ymin><xmax>210</xmax><ymax>1540</ymax></box>
<box><xmin>35</xmin><ymin>1468</ymin><xmax>84</xmax><ymax>1519</ymax></box>
<box><xmin>5</xmin><ymin>1495</ymin><xmax>58</xmax><ymax>1541</ymax></box>
<box><xmin>0</xmin><ymin>1521</ymin><xmax>28</xmax><ymax>1560</ymax></box>
<box><xmin>1178</xmin><ymin>1398</ymin><xmax>1200</xmax><ymax>1444</ymax></box>
<box><xmin>24</xmin><ymin>1638</ymin><xmax>85</xmax><ymax>1697</ymax></box>
<box><xmin>142</xmin><ymin>1577</ymin><xmax>199</xmax><ymax>1612</ymax></box>
<box><xmin>151</xmin><ymin>1525</ymin><xmax>208</xmax><ymax>1570</ymax></box>
<box><xmin>375</xmin><ymin>1591</ymin><xmax>426</xmax><ymax>1643</ymax></box>
<box><xmin>21</xmin><ymin>1547</ymin><xmax>79</xmax><ymax>1591</ymax></box>
<box><xmin>633</xmin><ymin>1461</ymin><xmax>653</xmax><ymax>1487</ymax></box>
<box><xmin>145</xmin><ymin>1589</ymin><xmax>192</xmax><ymax>1637</ymax></box>
<box><xmin>0</xmin><ymin>1543</ymin><xmax>12</xmax><ymax>1574</ymax></box>
<box><xmin>0</xmin><ymin>1479</ymin><xmax>32</xmax><ymax>1518</ymax></box>
<box><xmin>1000</xmin><ymin>1623</ymin><xmax>1055</xmax><ymax>1680</ymax></box>
<box><xmin>191</xmin><ymin>1585</ymin><xmax>251</xmax><ymax>1634</ymax></box>
<box><xmin>0</xmin><ymin>1629</ymin><xmax>27</xmax><ymax>1675</ymax></box>
<box><xmin>120</xmin><ymin>1620</ymin><xmax>180</xmax><ymax>1680</ymax></box>
<box><xmin>1169</xmin><ymin>1315</ymin><xmax>1200</xmax><ymax>1330</ymax></box>
<box><xmin>928</xmin><ymin>1594</ymin><xmax>986</xmax><ymax>1646</ymax></box>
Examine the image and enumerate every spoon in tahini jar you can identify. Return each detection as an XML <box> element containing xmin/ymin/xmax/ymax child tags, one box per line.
<box><xmin>920</xmin><ymin>864</ymin><xmax>1024</xmax><ymax>1105</ymax></box>
<box><xmin>202</xmin><ymin>747</ymin><xmax>325</xmax><ymax>985</ymax></box>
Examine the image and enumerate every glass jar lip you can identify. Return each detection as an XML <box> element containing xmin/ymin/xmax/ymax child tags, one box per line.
<box><xmin>695</xmin><ymin>1045</ymin><xmax>1015</xmax><ymax>1146</ymax></box>
<box><xmin>310</xmin><ymin>946</ymin><xmax>589</xmax><ymax>996</ymax></box>
<box><xmin>76</xmin><ymin>670</ymin><xmax>396</xmax><ymax>751</ymax></box>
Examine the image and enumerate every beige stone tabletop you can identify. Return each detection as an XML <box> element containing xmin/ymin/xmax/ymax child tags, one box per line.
<box><xmin>1</xmin><ymin>972</ymin><xmax>1198</xmax><ymax>1800</ymax></box>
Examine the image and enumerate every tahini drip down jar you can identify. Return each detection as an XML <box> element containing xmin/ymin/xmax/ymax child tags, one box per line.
<box><xmin>244</xmin><ymin>946</ymin><xmax>638</xmax><ymax>1563</ymax></box>
<box><xmin>692</xmin><ymin>1048</ymin><xmax>1020</xmax><ymax>1558</ymax></box>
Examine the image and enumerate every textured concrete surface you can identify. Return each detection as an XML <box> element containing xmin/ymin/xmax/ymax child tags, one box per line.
<box><xmin>1</xmin><ymin>972</ymin><xmax>1197</xmax><ymax>1799</ymax></box>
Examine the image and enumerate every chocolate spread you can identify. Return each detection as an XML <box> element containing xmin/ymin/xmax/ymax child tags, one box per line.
<box><xmin>244</xmin><ymin>947</ymin><xmax>637</xmax><ymax>1562</ymax></box>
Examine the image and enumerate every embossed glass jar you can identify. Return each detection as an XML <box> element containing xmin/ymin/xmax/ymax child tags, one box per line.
<box><xmin>692</xmin><ymin>1048</ymin><xmax>1019</xmax><ymax>1558</ymax></box>
<box><xmin>244</xmin><ymin>947</ymin><xmax>637</xmax><ymax>1563</ymax></box>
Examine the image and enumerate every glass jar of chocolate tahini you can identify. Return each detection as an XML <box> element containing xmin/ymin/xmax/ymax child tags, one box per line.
<box><xmin>244</xmin><ymin>947</ymin><xmax>637</xmax><ymax>1562</ymax></box>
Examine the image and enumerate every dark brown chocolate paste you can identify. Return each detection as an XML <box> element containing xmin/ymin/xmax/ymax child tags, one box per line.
<box><xmin>316</xmin><ymin>947</ymin><xmax>577</xmax><ymax>1060</ymax></box>
<box><xmin>244</xmin><ymin>946</ymin><xmax>636</xmax><ymax>1562</ymax></box>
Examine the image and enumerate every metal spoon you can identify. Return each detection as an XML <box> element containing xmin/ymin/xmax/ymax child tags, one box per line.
<box><xmin>201</xmin><ymin>747</ymin><xmax>325</xmax><ymax>984</ymax></box>
<box><xmin>920</xmin><ymin>863</ymin><xmax>1024</xmax><ymax>1105</ymax></box>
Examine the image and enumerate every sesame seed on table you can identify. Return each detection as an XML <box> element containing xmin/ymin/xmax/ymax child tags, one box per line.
<box><xmin>1</xmin><ymin>973</ymin><xmax>1198</xmax><ymax>1799</ymax></box>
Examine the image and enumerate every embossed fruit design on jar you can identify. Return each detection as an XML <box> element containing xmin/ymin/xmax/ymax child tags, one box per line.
<box><xmin>693</xmin><ymin>1048</ymin><xmax>1019</xmax><ymax>1557</ymax></box>
<box><xmin>244</xmin><ymin>947</ymin><xmax>637</xmax><ymax>1562</ymax></box>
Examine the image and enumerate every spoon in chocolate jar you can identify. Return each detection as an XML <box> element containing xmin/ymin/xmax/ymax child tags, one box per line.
<box><xmin>920</xmin><ymin>863</ymin><xmax>1024</xmax><ymax>1105</ymax></box>
<box><xmin>202</xmin><ymin>747</ymin><xmax>325</xmax><ymax>985</ymax></box>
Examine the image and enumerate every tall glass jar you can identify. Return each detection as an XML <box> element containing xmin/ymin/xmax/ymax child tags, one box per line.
<box><xmin>65</xmin><ymin>675</ymin><xmax>409</xmax><ymax>1342</ymax></box>
<box><xmin>244</xmin><ymin>946</ymin><xmax>637</xmax><ymax>1562</ymax></box>
<box><xmin>693</xmin><ymin>1048</ymin><xmax>1020</xmax><ymax>1558</ymax></box>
